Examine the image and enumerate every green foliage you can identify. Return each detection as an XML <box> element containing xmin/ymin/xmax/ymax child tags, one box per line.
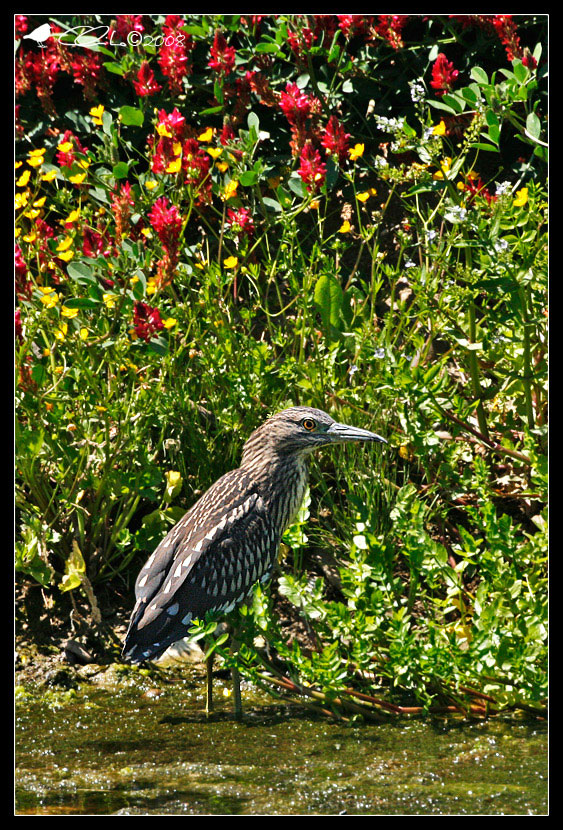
<box><xmin>16</xmin><ymin>14</ymin><xmax>547</xmax><ymax>716</ymax></box>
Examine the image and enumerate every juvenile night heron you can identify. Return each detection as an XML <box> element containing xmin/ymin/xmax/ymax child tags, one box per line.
<box><xmin>122</xmin><ymin>406</ymin><xmax>386</xmax><ymax>717</ymax></box>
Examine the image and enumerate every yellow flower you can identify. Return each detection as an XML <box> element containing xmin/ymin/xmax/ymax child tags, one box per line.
<box><xmin>69</xmin><ymin>173</ymin><xmax>87</xmax><ymax>184</ymax></box>
<box><xmin>309</xmin><ymin>199</ymin><xmax>320</xmax><ymax>210</ymax></box>
<box><xmin>357</xmin><ymin>188</ymin><xmax>376</xmax><ymax>202</ymax></box>
<box><xmin>198</xmin><ymin>127</ymin><xmax>213</xmax><ymax>142</ymax></box>
<box><xmin>23</xmin><ymin>231</ymin><xmax>37</xmax><ymax>243</ymax></box>
<box><xmin>56</xmin><ymin>236</ymin><xmax>73</xmax><ymax>252</ymax></box>
<box><xmin>146</xmin><ymin>278</ymin><xmax>157</xmax><ymax>295</ymax></box>
<box><xmin>89</xmin><ymin>104</ymin><xmax>105</xmax><ymax>125</ymax></box>
<box><xmin>339</xmin><ymin>220</ymin><xmax>352</xmax><ymax>233</ymax></box>
<box><xmin>223</xmin><ymin>255</ymin><xmax>238</xmax><ymax>269</ymax></box>
<box><xmin>216</xmin><ymin>161</ymin><xmax>229</xmax><ymax>173</ymax></box>
<box><xmin>163</xmin><ymin>317</ymin><xmax>177</xmax><ymax>329</ymax></box>
<box><xmin>61</xmin><ymin>306</ymin><xmax>79</xmax><ymax>318</ymax></box>
<box><xmin>57</xmin><ymin>250</ymin><xmax>74</xmax><ymax>262</ymax></box>
<box><xmin>27</xmin><ymin>155</ymin><xmax>45</xmax><ymax>168</ymax></box>
<box><xmin>222</xmin><ymin>180</ymin><xmax>238</xmax><ymax>201</ymax></box>
<box><xmin>513</xmin><ymin>187</ymin><xmax>529</xmax><ymax>207</ymax></box>
<box><xmin>54</xmin><ymin>322</ymin><xmax>68</xmax><ymax>341</ymax></box>
<box><xmin>141</xmin><ymin>228</ymin><xmax>153</xmax><ymax>239</ymax></box>
<box><xmin>24</xmin><ymin>209</ymin><xmax>41</xmax><ymax>219</ymax></box>
<box><xmin>33</xmin><ymin>196</ymin><xmax>47</xmax><ymax>208</ymax></box>
<box><xmin>77</xmin><ymin>159</ymin><xmax>90</xmax><ymax>170</ymax></box>
<box><xmin>16</xmin><ymin>169</ymin><xmax>31</xmax><ymax>187</ymax></box>
<box><xmin>432</xmin><ymin>120</ymin><xmax>446</xmax><ymax>136</ymax></box>
<box><xmin>206</xmin><ymin>147</ymin><xmax>223</xmax><ymax>159</ymax></box>
<box><xmin>103</xmin><ymin>293</ymin><xmax>117</xmax><ymax>308</ymax></box>
<box><xmin>79</xmin><ymin>327</ymin><xmax>89</xmax><ymax>340</ymax></box>
<box><xmin>165</xmin><ymin>470</ymin><xmax>181</xmax><ymax>487</ymax></box>
<box><xmin>65</xmin><ymin>209</ymin><xmax>81</xmax><ymax>224</ymax></box>
<box><xmin>166</xmin><ymin>157</ymin><xmax>182</xmax><ymax>174</ymax></box>
<box><xmin>29</xmin><ymin>148</ymin><xmax>46</xmax><ymax>158</ymax></box>
<box><xmin>57</xmin><ymin>141</ymin><xmax>73</xmax><ymax>153</ymax></box>
<box><xmin>15</xmin><ymin>191</ymin><xmax>29</xmax><ymax>210</ymax></box>
<box><xmin>39</xmin><ymin>287</ymin><xmax>59</xmax><ymax>307</ymax></box>
<box><xmin>41</xmin><ymin>170</ymin><xmax>58</xmax><ymax>182</ymax></box>
<box><xmin>156</xmin><ymin>122</ymin><xmax>173</xmax><ymax>138</ymax></box>
<box><xmin>349</xmin><ymin>143</ymin><xmax>365</xmax><ymax>161</ymax></box>
<box><xmin>145</xmin><ymin>180</ymin><xmax>158</xmax><ymax>190</ymax></box>
<box><xmin>15</xmin><ymin>161</ymin><xmax>22</xmax><ymax>169</ymax></box>
<box><xmin>433</xmin><ymin>157</ymin><xmax>452</xmax><ymax>180</ymax></box>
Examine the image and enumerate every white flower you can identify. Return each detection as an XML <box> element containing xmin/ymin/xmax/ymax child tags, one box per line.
<box><xmin>409</xmin><ymin>80</ymin><xmax>425</xmax><ymax>102</ymax></box>
<box><xmin>374</xmin><ymin>347</ymin><xmax>385</xmax><ymax>359</ymax></box>
<box><xmin>495</xmin><ymin>180</ymin><xmax>511</xmax><ymax>196</ymax></box>
<box><xmin>494</xmin><ymin>238</ymin><xmax>510</xmax><ymax>253</ymax></box>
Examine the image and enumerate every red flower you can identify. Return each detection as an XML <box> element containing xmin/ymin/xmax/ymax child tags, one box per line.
<box><xmin>113</xmin><ymin>15</ymin><xmax>145</xmax><ymax>42</ymax></box>
<box><xmin>181</xmin><ymin>139</ymin><xmax>212</xmax><ymax>201</ymax></box>
<box><xmin>287</xmin><ymin>25</ymin><xmax>315</xmax><ymax>58</ymax></box>
<box><xmin>220</xmin><ymin>124</ymin><xmax>236</xmax><ymax>145</ymax></box>
<box><xmin>298</xmin><ymin>142</ymin><xmax>327</xmax><ymax>192</ymax></box>
<box><xmin>148</xmin><ymin>197</ymin><xmax>182</xmax><ymax>249</ymax></box>
<box><xmin>133</xmin><ymin>302</ymin><xmax>164</xmax><ymax>342</ymax></box>
<box><xmin>464</xmin><ymin>176</ymin><xmax>497</xmax><ymax>206</ymax></box>
<box><xmin>430</xmin><ymin>53</ymin><xmax>459</xmax><ymax>96</ymax></box>
<box><xmin>337</xmin><ymin>15</ymin><xmax>373</xmax><ymax>39</ymax></box>
<box><xmin>56</xmin><ymin>130</ymin><xmax>88</xmax><ymax>167</ymax></box>
<box><xmin>279</xmin><ymin>82</ymin><xmax>315</xmax><ymax>126</ymax></box>
<box><xmin>491</xmin><ymin>15</ymin><xmax>523</xmax><ymax>62</ymax></box>
<box><xmin>15</xmin><ymin>244</ymin><xmax>31</xmax><ymax>299</ymax></box>
<box><xmin>15</xmin><ymin>308</ymin><xmax>23</xmax><ymax>343</ymax></box>
<box><xmin>148</xmin><ymin>197</ymin><xmax>183</xmax><ymax>287</ymax></box>
<box><xmin>132</xmin><ymin>61</ymin><xmax>162</xmax><ymax>97</ymax></box>
<box><xmin>15</xmin><ymin>15</ymin><xmax>28</xmax><ymax>36</ymax></box>
<box><xmin>321</xmin><ymin>116</ymin><xmax>351</xmax><ymax>164</ymax></box>
<box><xmin>70</xmin><ymin>50</ymin><xmax>103</xmax><ymax>100</ymax></box>
<box><xmin>208</xmin><ymin>31</ymin><xmax>236</xmax><ymax>77</ymax></box>
<box><xmin>227</xmin><ymin>207</ymin><xmax>255</xmax><ymax>238</ymax></box>
<box><xmin>112</xmin><ymin>182</ymin><xmax>136</xmax><ymax>241</ymax></box>
<box><xmin>158</xmin><ymin>15</ymin><xmax>193</xmax><ymax>95</ymax></box>
<box><xmin>375</xmin><ymin>15</ymin><xmax>408</xmax><ymax>50</ymax></box>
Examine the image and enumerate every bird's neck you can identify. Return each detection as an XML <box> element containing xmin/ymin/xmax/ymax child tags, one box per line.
<box><xmin>240</xmin><ymin>449</ymin><xmax>310</xmax><ymax>533</ymax></box>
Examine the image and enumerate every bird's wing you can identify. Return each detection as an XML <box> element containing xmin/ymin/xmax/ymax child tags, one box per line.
<box><xmin>122</xmin><ymin>468</ymin><xmax>275</xmax><ymax>662</ymax></box>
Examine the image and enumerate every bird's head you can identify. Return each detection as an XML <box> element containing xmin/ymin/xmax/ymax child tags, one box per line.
<box><xmin>242</xmin><ymin>406</ymin><xmax>386</xmax><ymax>464</ymax></box>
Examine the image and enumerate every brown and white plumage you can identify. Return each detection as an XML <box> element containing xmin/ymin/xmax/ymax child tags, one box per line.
<box><xmin>122</xmin><ymin>406</ymin><xmax>386</xmax><ymax>664</ymax></box>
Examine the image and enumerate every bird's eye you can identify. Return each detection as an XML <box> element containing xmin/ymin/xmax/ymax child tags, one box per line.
<box><xmin>302</xmin><ymin>418</ymin><xmax>317</xmax><ymax>431</ymax></box>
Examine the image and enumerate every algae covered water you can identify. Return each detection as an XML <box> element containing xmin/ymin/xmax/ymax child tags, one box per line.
<box><xmin>15</xmin><ymin>666</ymin><xmax>547</xmax><ymax>815</ymax></box>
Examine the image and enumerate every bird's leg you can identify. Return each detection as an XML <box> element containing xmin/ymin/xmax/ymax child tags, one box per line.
<box><xmin>229</xmin><ymin>633</ymin><xmax>243</xmax><ymax>721</ymax></box>
<box><xmin>205</xmin><ymin>637</ymin><xmax>215</xmax><ymax>716</ymax></box>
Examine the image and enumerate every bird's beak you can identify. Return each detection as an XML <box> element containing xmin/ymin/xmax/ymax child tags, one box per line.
<box><xmin>326</xmin><ymin>421</ymin><xmax>387</xmax><ymax>445</ymax></box>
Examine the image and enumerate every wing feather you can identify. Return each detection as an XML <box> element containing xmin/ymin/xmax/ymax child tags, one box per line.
<box><xmin>122</xmin><ymin>468</ymin><xmax>276</xmax><ymax>662</ymax></box>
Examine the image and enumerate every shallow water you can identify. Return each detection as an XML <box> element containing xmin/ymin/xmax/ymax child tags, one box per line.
<box><xmin>15</xmin><ymin>666</ymin><xmax>548</xmax><ymax>815</ymax></box>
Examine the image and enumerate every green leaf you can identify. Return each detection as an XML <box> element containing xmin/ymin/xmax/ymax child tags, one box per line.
<box><xmin>314</xmin><ymin>273</ymin><xmax>343</xmax><ymax>335</ymax></box>
<box><xmin>471</xmin><ymin>66</ymin><xmax>489</xmax><ymax>85</ymax></box>
<box><xmin>103</xmin><ymin>61</ymin><xmax>125</xmax><ymax>76</ymax></box>
<box><xmin>67</xmin><ymin>261</ymin><xmax>95</xmax><ymax>283</ymax></box>
<box><xmin>240</xmin><ymin>170</ymin><xmax>259</xmax><ymax>187</ymax></box>
<box><xmin>288</xmin><ymin>176</ymin><xmax>307</xmax><ymax>198</ymax></box>
<box><xmin>119</xmin><ymin>105</ymin><xmax>144</xmax><ymax>127</ymax></box>
<box><xmin>112</xmin><ymin>161</ymin><xmax>130</xmax><ymax>179</ymax></box>
<box><xmin>261</xmin><ymin>196</ymin><xmax>282</xmax><ymax>213</ymax></box>
<box><xmin>526</xmin><ymin>112</ymin><xmax>542</xmax><ymax>140</ymax></box>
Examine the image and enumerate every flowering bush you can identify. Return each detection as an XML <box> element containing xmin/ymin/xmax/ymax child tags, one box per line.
<box><xmin>16</xmin><ymin>14</ymin><xmax>547</xmax><ymax>716</ymax></box>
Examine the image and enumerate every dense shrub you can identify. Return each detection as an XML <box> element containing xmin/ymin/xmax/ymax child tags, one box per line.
<box><xmin>16</xmin><ymin>14</ymin><xmax>547</xmax><ymax>716</ymax></box>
